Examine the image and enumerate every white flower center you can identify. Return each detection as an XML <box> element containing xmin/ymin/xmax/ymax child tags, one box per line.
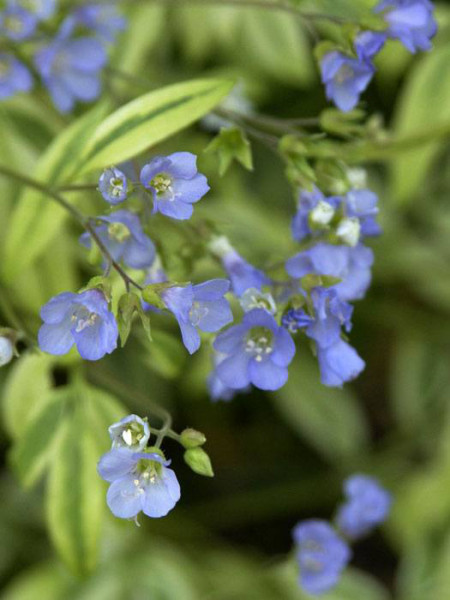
<box><xmin>336</xmin><ymin>217</ymin><xmax>361</xmax><ymax>246</ymax></box>
<box><xmin>245</xmin><ymin>327</ymin><xmax>274</xmax><ymax>362</ymax></box>
<box><xmin>310</xmin><ymin>200</ymin><xmax>335</xmax><ymax>227</ymax></box>
<box><xmin>150</xmin><ymin>173</ymin><xmax>173</xmax><ymax>198</ymax></box>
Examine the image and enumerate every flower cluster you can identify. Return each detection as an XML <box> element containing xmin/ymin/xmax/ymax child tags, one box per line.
<box><xmin>0</xmin><ymin>1</ymin><xmax>126</xmax><ymax>111</ymax></box>
<box><xmin>293</xmin><ymin>474</ymin><xmax>391</xmax><ymax>596</ymax></box>
<box><xmin>98</xmin><ymin>415</ymin><xmax>181</xmax><ymax>521</ymax></box>
<box><xmin>320</xmin><ymin>0</ymin><xmax>437</xmax><ymax>111</ymax></box>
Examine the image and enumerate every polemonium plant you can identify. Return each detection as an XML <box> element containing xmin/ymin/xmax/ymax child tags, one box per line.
<box><xmin>97</xmin><ymin>448</ymin><xmax>181</xmax><ymax>519</ymax></box>
<box><xmin>109</xmin><ymin>415</ymin><xmax>151</xmax><ymax>452</ymax></box>
<box><xmin>0</xmin><ymin>53</ymin><xmax>33</xmax><ymax>99</ymax></box>
<box><xmin>140</xmin><ymin>152</ymin><xmax>209</xmax><ymax>220</ymax></box>
<box><xmin>38</xmin><ymin>289</ymin><xmax>118</xmax><ymax>360</ymax></box>
<box><xmin>293</xmin><ymin>520</ymin><xmax>351</xmax><ymax>595</ymax></box>
<box><xmin>161</xmin><ymin>279</ymin><xmax>233</xmax><ymax>354</ymax></box>
<box><xmin>336</xmin><ymin>474</ymin><xmax>392</xmax><ymax>539</ymax></box>
<box><xmin>375</xmin><ymin>0</ymin><xmax>437</xmax><ymax>53</ymax></box>
<box><xmin>213</xmin><ymin>308</ymin><xmax>295</xmax><ymax>391</ymax></box>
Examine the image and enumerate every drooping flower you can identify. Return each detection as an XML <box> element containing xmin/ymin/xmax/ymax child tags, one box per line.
<box><xmin>0</xmin><ymin>4</ymin><xmax>37</xmax><ymax>40</ymax></box>
<box><xmin>34</xmin><ymin>18</ymin><xmax>107</xmax><ymax>113</ymax></box>
<box><xmin>375</xmin><ymin>0</ymin><xmax>437</xmax><ymax>53</ymax></box>
<box><xmin>317</xmin><ymin>339</ymin><xmax>366</xmax><ymax>387</ymax></box>
<box><xmin>355</xmin><ymin>31</ymin><xmax>387</xmax><ymax>61</ymax></box>
<box><xmin>336</xmin><ymin>474</ymin><xmax>392</xmax><ymax>539</ymax></box>
<box><xmin>286</xmin><ymin>242</ymin><xmax>374</xmax><ymax>302</ymax></box>
<box><xmin>80</xmin><ymin>210</ymin><xmax>156</xmax><ymax>270</ymax></box>
<box><xmin>0</xmin><ymin>53</ymin><xmax>33</xmax><ymax>99</ymax></box>
<box><xmin>213</xmin><ymin>309</ymin><xmax>295</xmax><ymax>391</ymax></box>
<box><xmin>209</xmin><ymin>236</ymin><xmax>270</xmax><ymax>297</ymax></box>
<box><xmin>109</xmin><ymin>415</ymin><xmax>150</xmax><ymax>452</ymax></box>
<box><xmin>97</xmin><ymin>448</ymin><xmax>180</xmax><ymax>519</ymax></box>
<box><xmin>161</xmin><ymin>279</ymin><xmax>233</xmax><ymax>354</ymax></box>
<box><xmin>207</xmin><ymin>352</ymin><xmax>240</xmax><ymax>402</ymax></box>
<box><xmin>281</xmin><ymin>308</ymin><xmax>313</xmax><ymax>334</ymax></box>
<box><xmin>0</xmin><ymin>337</ymin><xmax>13</xmax><ymax>366</ymax></box>
<box><xmin>291</xmin><ymin>186</ymin><xmax>340</xmax><ymax>242</ymax></box>
<box><xmin>304</xmin><ymin>287</ymin><xmax>353</xmax><ymax>348</ymax></box>
<box><xmin>98</xmin><ymin>167</ymin><xmax>128</xmax><ymax>204</ymax></box>
<box><xmin>320</xmin><ymin>51</ymin><xmax>375</xmax><ymax>112</ymax></box>
<box><xmin>74</xmin><ymin>3</ymin><xmax>126</xmax><ymax>42</ymax></box>
<box><xmin>140</xmin><ymin>152</ymin><xmax>209</xmax><ymax>220</ymax></box>
<box><xmin>38</xmin><ymin>289</ymin><xmax>118</xmax><ymax>361</ymax></box>
<box><xmin>293</xmin><ymin>520</ymin><xmax>351</xmax><ymax>596</ymax></box>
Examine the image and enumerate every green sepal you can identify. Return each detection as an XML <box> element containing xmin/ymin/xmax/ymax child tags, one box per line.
<box><xmin>320</xmin><ymin>108</ymin><xmax>366</xmax><ymax>138</ymax></box>
<box><xmin>301</xmin><ymin>274</ymin><xmax>342</xmax><ymax>292</ymax></box>
<box><xmin>205</xmin><ymin>127</ymin><xmax>253</xmax><ymax>176</ymax></box>
<box><xmin>180</xmin><ymin>428</ymin><xmax>207</xmax><ymax>449</ymax></box>
<box><xmin>79</xmin><ymin>276</ymin><xmax>112</xmax><ymax>301</ymax></box>
<box><xmin>313</xmin><ymin>40</ymin><xmax>340</xmax><ymax>63</ymax></box>
<box><xmin>141</xmin><ymin>283</ymin><xmax>172</xmax><ymax>310</ymax></box>
<box><xmin>184</xmin><ymin>447</ymin><xmax>214</xmax><ymax>477</ymax></box>
<box><xmin>117</xmin><ymin>292</ymin><xmax>152</xmax><ymax>346</ymax></box>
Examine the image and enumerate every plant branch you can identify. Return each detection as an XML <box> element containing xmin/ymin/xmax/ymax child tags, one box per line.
<box><xmin>0</xmin><ymin>164</ymin><xmax>143</xmax><ymax>291</ymax></box>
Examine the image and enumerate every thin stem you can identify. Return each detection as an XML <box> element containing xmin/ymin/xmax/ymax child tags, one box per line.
<box><xmin>0</xmin><ymin>164</ymin><xmax>143</xmax><ymax>291</ymax></box>
<box><xmin>88</xmin><ymin>365</ymin><xmax>174</xmax><ymax>432</ymax></box>
<box><xmin>57</xmin><ymin>183</ymin><xmax>98</xmax><ymax>192</ymax></box>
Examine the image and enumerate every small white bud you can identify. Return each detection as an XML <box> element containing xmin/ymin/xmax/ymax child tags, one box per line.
<box><xmin>336</xmin><ymin>217</ymin><xmax>361</xmax><ymax>247</ymax></box>
<box><xmin>0</xmin><ymin>337</ymin><xmax>13</xmax><ymax>367</ymax></box>
<box><xmin>310</xmin><ymin>201</ymin><xmax>335</xmax><ymax>227</ymax></box>
<box><xmin>208</xmin><ymin>235</ymin><xmax>234</xmax><ymax>258</ymax></box>
<box><xmin>347</xmin><ymin>167</ymin><xmax>368</xmax><ymax>190</ymax></box>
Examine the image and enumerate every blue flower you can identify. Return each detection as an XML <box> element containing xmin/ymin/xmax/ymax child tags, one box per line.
<box><xmin>304</xmin><ymin>288</ymin><xmax>353</xmax><ymax>349</ymax></box>
<box><xmin>337</xmin><ymin>474</ymin><xmax>392</xmax><ymax>539</ymax></box>
<box><xmin>0</xmin><ymin>336</ymin><xmax>13</xmax><ymax>367</ymax></box>
<box><xmin>161</xmin><ymin>279</ymin><xmax>233</xmax><ymax>354</ymax></box>
<box><xmin>109</xmin><ymin>415</ymin><xmax>150</xmax><ymax>452</ymax></box>
<box><xmin>222</xmin><ymin>250</ymin><xmax>270</xmax><ymax>297</ymax></box>
<box><xmin>34</xmin><ymin>18</ymin><xmax>107</xmax><ymax>113</ymax></box>
<box><xmin>375</xmin><ymin>0</ymin><xmax>437</xmax><ymax>53</ymax></box>
<box><xmin>344</xmin><ymin>188</ymin><xmax>381</xmax><ymax>237</ymax></box>
<box><xmin>355</xmin><ymin>31</ymin><xmax>387</xmax><ymax>61</ymax></box>
<box><xmin>38</xmin><ymin>289</ymin><xmax>118</xmax><ymax>361</ymax></box>
<box><xmin>98</xmin><ymin>167</ymin><xmax>128</xmax><ymax>204</ymax></box>
<box><xmin>281</xmin><ymin>308</ymin><xmax>313</xmax><ymax>334</ymax></box>
<box><xmin>239</xmin><ymin>288</ymin><xmax>276</xmax><ymax>314</ymax></box>
<box><xmin>13</xmin><ymin>0</ymin><xmax>56</xmax><ymax>20</ymax></box>
<box><xmin>80</xmin><ymin>210</ymin><xmax>156</xmax><ymax>270</ymax></box>
<box><xmin>207</xmin><ymin>352</ymin><xmax>239</xmax><ymax>402</ymax></box>
<box><xmin>320</xmin><ymin>51</ymin><xmax>375</xmax><ymax>112</ymax></box>
<box><xmin>140</xmin><ymin>152</ymin><xmax>209</xmax><ymax>220</ymax></box>
<box><xmin>293</xmin><ymin>520</ymin><xmax>351</xmax><ymax>596</ymax></box>
<box><xmin>0</xmin><ymin>53</ymin><xmax>33</xmax><ymax>99</ymax></box>
<box><xmin>74</xmin><ymin>3</ymin><xmax>126</xmax><ymax>42</ymax></box>
<box><xmin>213</xmin><ymin>309</ymin><xmax>295</xmax><ymax>391</ymax></box>
<box><xmin>317</xmin><ymin>339</ymin><xmax>366</xmax><ymax>387</ymax></box>
<box><xmin>286</xmin><ymin>242</ymin><xmax>373</xmax><ymax>302</ymax></box>
<box><xmin>292</xmin><ymin>186</ymin><xmax>340</xmax><ymax>242</ymax></box>
<box><xmin>0</xmin><ymin>5</ymin><xmax>37</xmax><ymax>40</ymax></box>
<box><xmin>97</xmin><ymin>448</ymin><xmax>181</xmax><ymax>519</ymax></box>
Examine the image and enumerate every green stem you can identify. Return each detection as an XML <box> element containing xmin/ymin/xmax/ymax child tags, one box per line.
<box><xmin>0</xmin><ymin>289</ymin><xmax>35</xmax><ymax>345</ymax></box>
<box><xmin>0</xmin><ymin>164</ymin><xmax>143</xmax><ymax>292</ymax></box>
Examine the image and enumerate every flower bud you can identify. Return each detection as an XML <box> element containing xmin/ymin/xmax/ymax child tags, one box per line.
<box><xmin>336</xmin><ymin>217</ymin><xmax>361</xmax><ymax>247</ymax></box>
<box><xmin>0</xmin><ymin>336</ymin><xmax>13</xmax><ymax>367</ymax></box>
<box><xmin>184</xmin><ymin>447</ymin><xmax>214</xmax><ymax>477</ymax></box>
<box><xmin>310</xmin><ymin>200</ymin><xmax>335</xmax><ymax>228</ymax></box>
<box><xmin>180</xmin><ymin>428</ymin><xmax>207</xmax><ymax>448</ymax></box>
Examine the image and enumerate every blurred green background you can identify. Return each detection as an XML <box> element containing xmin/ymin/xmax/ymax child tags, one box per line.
<box><xmin>1</xmin><ymin>0</ymin><xmax>450</xmax><ymax>598</ymax></box>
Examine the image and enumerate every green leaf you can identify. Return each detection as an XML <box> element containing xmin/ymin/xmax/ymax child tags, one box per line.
<box><xmin>205</xmin><ymin>127</ymin><xmax>253</xmax><ymax>175</ymax></box>
<box><xmin>10</xmin><ymin>389</ymin><xmax>66</xmax><ymax>488</ymax></box>
<box><xmin>78</xmin><ymin>78</ymin><xmax>235</xmax><ymax>175</ymax></box>
<box><xmin>46</xmin><ymin>401</ymin><xmax>105</xmax><ymax>576</ymax></box>
<box><xmin>117</xmin><ymin>292</ymin><xmax>152</xmax><ymax>346</ymax></box>
<box><xmin>2</xmin><ymin>103</ymin><xmax>108</xmax><ymax>281</ymax></box>
<box><xmin>2</xmin><ymin>353</ymin><xmax>54</xmax><ymax>439</ymax></box>
<box><xmin>391</xmin><ymin>43</ymin><xmax>450</xmax><ymax>203</ymax></box>
<box><xmin>241</xmin><ymin>11</ymin><xmax>315</xmax><ymax>86</ymax></box>
<box><xmin>273</xmin><ymin>355</ymin><xmax>369</xmax><ymax>464</ymax></box>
